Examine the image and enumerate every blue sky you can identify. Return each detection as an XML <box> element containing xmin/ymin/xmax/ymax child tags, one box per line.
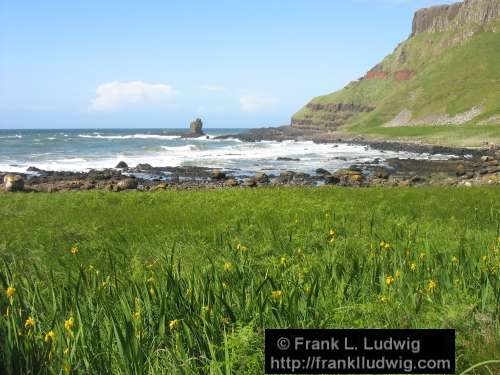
<box><xmin>0</xmin><ymin>0</ymin><xmax>454</xmax><ymax>129</ymax></box>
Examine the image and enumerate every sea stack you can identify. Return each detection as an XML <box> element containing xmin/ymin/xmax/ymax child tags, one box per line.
<box><xmin>190</xmin><ymin>118</ymin><xmax>204</xmax><ymax>135</ymax></box>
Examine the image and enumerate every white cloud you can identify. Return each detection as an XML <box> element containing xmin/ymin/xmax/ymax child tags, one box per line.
<box><xmin>90</xmin><ymin>81</ymin><xmax>177</xmax><ymax>111</ymax></box>
<box><xmin>239</xmin><ymin>94</ymin><xmax>278</xmax><ymax>113</ymax></box>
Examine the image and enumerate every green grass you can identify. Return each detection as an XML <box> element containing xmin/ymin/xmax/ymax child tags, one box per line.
<box><xmin>0</xmin><ymin>188</ymin><xmax>499</xmax><ymax>374</ymax></box>
<box><xmin>292</xmin><ymin>21</ymin><xmax>500</xmax><ymax>146</ymax></box>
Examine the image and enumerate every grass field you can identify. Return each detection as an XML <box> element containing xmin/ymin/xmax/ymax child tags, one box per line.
<box><xmin>0</xmin><ymin>188</ymin><xmax>499</xmax><ymax>374</ymax></box>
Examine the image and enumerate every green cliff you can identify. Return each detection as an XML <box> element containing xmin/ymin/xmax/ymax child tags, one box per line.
<box><xmin>292</xmin><ymin>0</ymin><xmax>500</xmax><ymax>146</ymax></box>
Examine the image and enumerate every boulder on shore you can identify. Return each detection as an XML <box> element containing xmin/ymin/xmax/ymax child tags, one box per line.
<box><xmin>3</xmin><ymin>174</ymin><xmax>24</xmax><ymax>192</ymax></box>
<box><xmin>333</xmin><ymin>169</ymin><xmax>365</xmax><ymax>186</ymax></box>
<box><xmin>324</xmin><ymin>174</ymin><xmax>340</xmax><ymax>185</ymax></box>
<box><xmin>254</xmin><ymin>172</ymin><xmax>269</xmax><ymax>183</ymax></box>
<box><xmin>316</xmin><ymin>168</ymin><xmax>330</xmax><ymax>175</ymax></box>
<box><xmin>116</xmin><ymin>178</ymin><xmax>138</xmax><ymax>191</ymax></box>
<box><xmin>210</xmin><ymin>170</ymin><xmax>226</xmax><ymax>180</ymax></box>
<box><xmin>135</xmin><ymin>163</ymin><xmax>154</xmax><ymax>171</ymax></box>
<box><xmin>115</xmin><ymin>161</ymin><xmax>128</xmax><ymax>169</ymax></box>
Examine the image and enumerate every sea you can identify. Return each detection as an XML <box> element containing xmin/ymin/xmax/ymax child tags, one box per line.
<box><xmin>0</xmin><ymin>128</ymin><xmax>453</xmax><ymax>176</ymax></box>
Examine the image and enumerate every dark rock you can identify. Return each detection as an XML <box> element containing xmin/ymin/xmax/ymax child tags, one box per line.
<box><xmin>333</xmin><ymin>169</ymin><xmax>364</xmax><ymax>185</ymax></box>
<box><xmin>410</xmin><ymin>176</ymin><xmax>426</xmax><ymax>184</ymax></box>
<box><xmin>151</xmin><ymin>183</ymin><xmax>168</xmax><ymax>191</ymax></box>
<box><xmin>293</xmin><ymin>172</ymin><xmax>309</xmax><ymax>180</ymax></box>
<box><xmin>190</xmin><ymin>118</ymin><xmax>204</xmax><ymax>135</ymax></box>
<box><xmin>254</xmin><ymin>172</ymin><xmax>269</xmax><ymax>183</ymax></box>
<box><xmin>324</xmin><ymin>174</ymin><xmax>340</xmax><ymax>185</ymax></box>
<box><xmin>349</xmin><ymin>165</ymin><xmax>363</xmax><ymax>172</ymax></box>
<box><xmin>242</xmin><ymin>178</ymin><xmax>257</xmax><ymax>187</ymax></box>
<box><xmin>374</xmin><ymin>167</ymin><xmax>390</xmax><ymax>179</ymax></box>
<box><xmin>27</xmin><ymin>166</ymin><xmax>42</xmax><ymax>172</ymax></box>
<box><xmin>136</xmin><ymin>163</ymin><xmax>154</xmax><ymax>171</ymax></box>
<box><xmin>315</xmin><ymin>168</ymin><xmax>330</xmax><ymax>175</ymax></box>
<box><xmin>456</xmin><ymin>163</ymin><xmax>466</xmax><ymax>176</ymax></box>
<box><xmin>115</xmin><ymin>161</ymin><xmax>128</xmax><ymax>169</ymax></box>
<box><xmin>277</xmin><ymin>157</ymin><xmax>300</xmax><ymax>161</ymax></box>
<box><xmin>210</xmin><ymin>170</ymin><xmax>226</xmax><ymax>180</ymax></box>
<box><xmin>3</xmin><ymin>174</ymin><xmax>24</xmax><ymax>192</ymax></box>
<box><xmin>225</xmin><ymin>178</ymin><xmax>239</xmax><ymax>187</ymax></box>
<box><xmin>481</xmin><ymin>156</ymin><xmax>494</xmax><ymax>162</ymax></box>
<box><xmin>116</xmin><ymin>178</ymin><xmax>138</xmax><ymax>191</ymax></box>
<box><xmin>279</xmin><ymin>171</ymin><xmax>295</xmax><ymax>180</ymax></box>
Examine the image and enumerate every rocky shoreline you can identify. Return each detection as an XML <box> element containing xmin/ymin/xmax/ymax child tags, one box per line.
<box><xmin>2</xmin><ymin>123</ymin><xmax>499</xmax><ymax>193</ymax></box>
<box><xmin>215</xmin><ymin>125</ymin><xmax>491</xmax><ymax>157</ymax></box>
<box><xmin>2</xmin><ymin>150</ymin><xmax>499</xmax><ymax>192</ymax></box>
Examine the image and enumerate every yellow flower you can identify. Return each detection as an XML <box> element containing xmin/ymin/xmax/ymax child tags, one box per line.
<box><xmin>64</xmin><ymin>317</ymin><xmax>74</xmax><ymax>332</ymax></box>
<box><xmin>419</xmin><ymin>252</ymin><xmax>426</xmax><ymax>260</ymax></box>
<box><xmin>201</xmin><ymin>305</ymin><xmax>211</xmax><ymax>314</ymax></box>
<box><xmin>280</xmin><ymin>256</ymin><xmax>288</xmax><ymax>266</ymax></box>
<box><xmin>379</xmin><ymin>240</ymin><xmax>391</xmax><ymax>250</ymax></box>
<box><xmin>379</xmin><ymin>296</ymin><xmax>389</xmax><ymax>303</ymax></box>
<box><xmin>451</xmin><ymin>256</ymin><xmax>459</xmax><ymax>264</ymax></box>
<box><xmin>409</xmin><ymin>262</ymin><xmax>417</xmax><ymax>271</ymax></box>
<box><xmin>223</xmin><ymin>262</ymin><xmax>233</xmax><ymax>272</ymax></box>
<box><xmin>427</xmin><ymin>280</ymin><xmax>437</xmax><ymax>292</ymax></box>
<box><xmin>63</xmin><ymin>347</ymin><xmax>70</xmax><ymax>356</ymax></box>
<box><xmin>133</xmin><ymin>311</ymin><xmax>141</xmax><ymax>321</ymax></box>
<box><xmin>329</xmin><ymin>229</ymin><xmax>337</xmax><ymax>237</ymax></box>
<box><xmin>6</xmin><ymin>286</ymin><xmax>15</xmax><ymax>299</ymax></box>
<box><xmin>24</xmin><ymin>317</ymin><xmax>36</xmax><ymax>329</ymax></box>
<box><xmin>70</xmin><ymin>246</ymin><xmax>78</xmax><ymax>255</ymax></box>
<box><xmin>169</xmin><ymin>319</ymin><xmax>180</xmax><ymax>331</ymax></box>
<box><xmin>482</xmin><ymin>255</ymin><xmax>488</xmax><ymax>262</ymax></box>
<box><xmin>236</xmin><ymin>243</ymin><xmax>247</xmax><ymax>252</ymax></box>
<box><xmin>385</xmin><ymin>275</ymin><xmax>395</xmax><ymax>286</ymax></box>
<box><xmin>44</xmin><ymin>330</ymin><xmax>56</xmax><ymax>343</ymax></box>
<box><xmin>64</xmin><ymin>364</ymin><xmax>71</xmax><ymax>374</ymax></box>
<box><xmin>395</xmin><ymin>270</ymin><xmax>401</xmax><ymax>278</ymax></box>
<box><xmin>222</xmin><ymin>282</ymin><xmax>229</xmax><ymax>289</ymax></box>
<box><xmin>271</xmin><ymin>290</ymin><xmax>284</xmax><ymax>300</ymax></box>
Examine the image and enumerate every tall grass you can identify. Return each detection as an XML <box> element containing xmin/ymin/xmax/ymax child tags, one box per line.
<box><xmin>0</xmin><ymin>188</ymin><xmax>499</xmax><ymax>374</ymax></box>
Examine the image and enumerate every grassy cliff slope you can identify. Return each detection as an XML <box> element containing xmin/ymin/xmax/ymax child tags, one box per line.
<box><xmin>292</xmin><ymin>0</ymin><xmax>500</xmax><ymax>147</ymax></box>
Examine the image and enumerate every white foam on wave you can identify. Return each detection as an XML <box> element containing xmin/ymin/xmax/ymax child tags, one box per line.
<box><xmin>0</xmin><ymin>134</ymin><xmax>23</xmax><ymax>139</ymax></box>
<box><xmin>78</xmin><ymin>133</ymin><xmax>181</xmax><ymax>140</ymax></box>
<box><xmin>0</xmin><ymin>138</ymin><xmax>452</xmax><ymax>174</ymax></box>
<box><xmin>161</xmin><ymin>145</ymin><xmax>199</xmax><ymax>152</ymax></box>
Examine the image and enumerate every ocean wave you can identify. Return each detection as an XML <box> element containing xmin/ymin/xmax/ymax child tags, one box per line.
<box><xmin>78</xmin><ymin>134</ymin><xmax>181</xmax><ymax>140</ymax></box>
<box><xmin>0</xmin><ymin>134</ymin><xmax>23</xmax><ymax>139</ymax></box>
<box><xmin>160</xmin><ymin>145</ymin><xmax>199</xmax><ymax>152</ymax></box>
<box><xmin>0</xmin><ymin>136</ymin><xmax>454</xmax><ymax>175</ymax></box>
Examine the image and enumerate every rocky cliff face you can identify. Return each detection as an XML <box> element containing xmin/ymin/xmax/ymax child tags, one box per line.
<box><xmin>412</xmin><ymin>0</ymin><xmax>500</xmax><ymax>36</ymax></box>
